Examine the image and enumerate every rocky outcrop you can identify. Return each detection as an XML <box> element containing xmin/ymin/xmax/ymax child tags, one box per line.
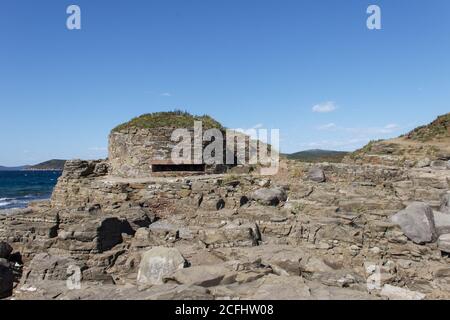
<box><xmin>4</xmin><ymin>112</ymin><xmax>450</xmax><ymax>300</ymax></box>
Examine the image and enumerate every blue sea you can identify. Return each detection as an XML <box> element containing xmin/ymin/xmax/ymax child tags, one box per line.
<box><xmin>0</xmin><ymin>171</ymin><xmax>62</xmax><ymax>211</ymax></box>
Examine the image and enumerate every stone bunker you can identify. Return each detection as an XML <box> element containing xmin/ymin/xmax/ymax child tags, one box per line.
<box><xmin>108</xmin><ymin>111</ymin><xmax>231</xmax><ymax>178</ymax></box>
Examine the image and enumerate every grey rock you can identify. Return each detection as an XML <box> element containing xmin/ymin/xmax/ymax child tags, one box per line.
<box><xmin>0</xmin><ymin>262</ymin><xmax>13</xmax><ymax>298</ymax></box>
<box><xmin>434</xmin><ymin>211</ymin><xmax>450</xmax><ymax>235</ymax></box>
<box><xmin>307</xmin><ymin>167</ymin><xmax>326</xmax><ymax>183</ymax></box>
<box><xmin>118</xmin><ymin>207</ymin><xmax>155</xmax><ymax>231</ymax></box>
<box><xmin>199</xmin><ymin>222</ymin><xmax>261</xmax><ymax>248</ymax></box>
<box><xmin>416</xmin><ymin>158</ymin><xmax>431</xmax><ymax>168</ymax></box>
<box><xmin>20</xmin><ymin>253</ymin><xmax>81</xmax><ymax>286</ymax></box>
<box><xmin>391</xmin><ymin>202</ymin><xmax>438</xmax><ymax>244</ymax></box>
<box><xmin>137</xmin><ymin>247</ymin><xmax>187</xmax><ymax>285</ymax></box>
<box><xmin>437</xmin><ymin>234</ymin><xmax>450</xmax><ymax>254</ymax></box>
<box><xmin>250</xmin><ymin>188</ymin><xmax>287</xmax><ymax>206</ymax></box>
<box><xmin>439</xmin><ymin>192</ymin><xmax>450</xmax><ymax>214</ymax></box>
<box><xmin>0</xmin><ymin>242</ymin><xmax>13</xmax><ymax>259</ymax></box>
<box><xmin>430</xmin><ymin>160</ymin><xmax>448</xmax><ymax>170</ymax></box>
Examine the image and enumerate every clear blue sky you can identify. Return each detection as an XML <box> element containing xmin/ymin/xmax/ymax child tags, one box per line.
<box><xmin>1</xmin><ymin>0</ymin><xmax>449</xmax><ymax>166</ymax></box>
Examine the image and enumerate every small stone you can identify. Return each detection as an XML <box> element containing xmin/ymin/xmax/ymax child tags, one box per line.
<box><xmin>369</xmin><ymin>247</ymin><xmax>381</xmax><ymax>255</ymax></box>
<box><xmin>258</xmin><ymin>179</ymin><xmax>271</xmax><ymax>188</ymax></box>
<box><xmin>306</xmin><ymin>167</ymin><xmax>326</xmax><ymax>183</ymax></box>
<box><xmin>250</xmin><ymin>188</ymin><xmax>287</xmax><ymax>206</ymax></box>
<box><xmin>430</xmin><ymin>160</ymin><xmax>448</xmax><ymax>170</ymax></box>
<box><xmin>415</xmin><ymin>158</ymin><xmax>430</xmax><ymax>168</ymax></box>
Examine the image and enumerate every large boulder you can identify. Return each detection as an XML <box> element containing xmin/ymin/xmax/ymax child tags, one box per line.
<box><xmin>306</xmin><ymin>167</ymin><xmax>326</xmax><ymax>183</ymax></box>
<box><xmin>137</xmin><ymin>247</ymin><xmax>187</xmax><ymax>285</ymax></box>
<box><xmin>250</xmin><ymin>188</ymin><xmax>287</xmax><ymax>206</ymax></box>
<box><xmin>0</xmin><ymin>242</ymin><xmax>13</xmax><ymax>259</ymax></box>
<box><xmin>0</xmin><ymin>259</ymin><xmax>13</xmax><ymax>299</ymax></box>
<box><xmin>390</xmin><ymin>202</ymin><xmax>438</xmax><ymax>244</ymax></box>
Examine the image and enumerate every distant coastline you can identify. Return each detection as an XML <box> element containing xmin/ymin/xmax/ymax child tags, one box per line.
<box><xmin>0</xmin><ymin>159</ymin><xmax>66</xmax><ymax>172</ymax></box>
<box><xmin>21</xmin><ymin>168</ymin><xmax>64</xmax><ymax>172</ymax></box>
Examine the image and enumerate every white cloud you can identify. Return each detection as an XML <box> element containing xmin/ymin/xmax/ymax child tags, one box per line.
<box><xmin>312</xmin><ymin>101</ymin><xmax>337</xmax><ymax>113</ymax></box>
<box><xmin>381</xmin><ymin>123</ymin><xmax>400</xmax><ymax>133</ymax></box>
<box><xmin>317</xmin><ymin>123</ymin><xmax>337</xmax><ymax>130</ymax></box>
<box><xmin>252</xmin><ymin>123</ymin><xmax>264</xmax><ymax>129</ymax></box>
<box><xmin>161</xmin><ymin>92</ymin><xmax>172</xmax><ymax>97</ymax></box>
<box><xmin>296</xmin><ymin>138</ymin><xmax>371</xmax><ymax>150</ymax></box>
<box><xmin>88</xmin><ymin>147</ymin><xmax>107</xmax><ymax>152</ymax></box>
<box><xmin>317</xmin><ymin>123</ymin><xmax>401</xmax><ymax>135</ymax></box>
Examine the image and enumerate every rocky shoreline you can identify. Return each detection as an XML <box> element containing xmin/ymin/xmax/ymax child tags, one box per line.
<box><xmin>1</xmin><ymin>113</ymin><xmax>450</xmax><ymax>300</ymax></box>
<box><xmin>1</xmin><ymin>157</ymin><xmax>449</xmax><ymax>300</ymax></box>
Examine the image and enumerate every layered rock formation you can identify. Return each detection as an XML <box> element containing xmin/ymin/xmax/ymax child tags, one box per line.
<box><xmin>1</xmin><ymin>113</ymin><xmax>450</xmax><ymax>300</ymax></box>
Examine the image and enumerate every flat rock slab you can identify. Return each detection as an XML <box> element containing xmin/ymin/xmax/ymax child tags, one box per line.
<box><xmin>166</xmin><ymin>265</ymin><xmax>236</xmax><ymax>287</ymax></box>
<box><xmin>380</xmin><ymin>284</ymin><xmax>426</xmax><ymax>300</ymax></box>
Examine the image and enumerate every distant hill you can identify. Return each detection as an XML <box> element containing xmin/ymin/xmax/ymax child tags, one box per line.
<box><xmin>27</xmin><ymin>159</ymin><xmax>66</xmax><ymax>171</ymax></box>
<box><xmin>0</xmin><ymin>159</ymin><xmax>67</xmax><ymax>171</ymax></box>
<box><xmin>345</xmin><ymin>112</ymin><xmax>450</xmax><ymax>166</ymax></box>
<box><xmin>0</xmin><ymin>165</ymin><xmax>27</xmax><ymax>171</ymax></box>
<box><xmin>285</xmin><ymin>149</ymin><xmax>349</xmax><ymax>163</ymax></box>
<box><xmin>403</xmin><ymin>113</ymin><xmax>450</xmax><ymax>142</ymax></box>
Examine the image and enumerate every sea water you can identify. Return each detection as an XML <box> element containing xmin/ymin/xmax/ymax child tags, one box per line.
<box><xmin>0</xmin><ymin>171</ymin><xmax>62</xmax><ymax>211</ymax></box>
